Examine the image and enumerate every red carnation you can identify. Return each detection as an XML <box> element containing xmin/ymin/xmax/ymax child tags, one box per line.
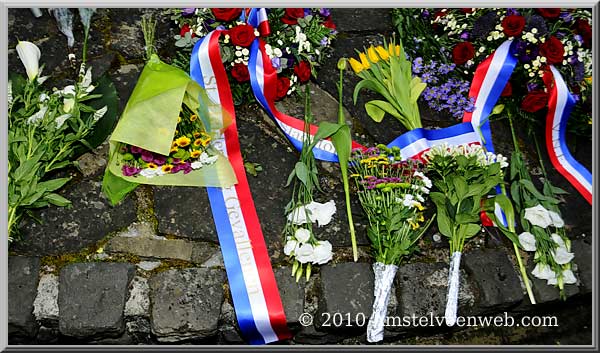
<box><xmin>231</xmin><ymin>63</ymin><xmax>250</xmax><ymax>82</ymax></box>
<box><xmin>281</xmin><ymin>8</ymin><xmax>305</xmax><ymax>25</ymax></box>
<box><xmin>451</xmin><ymin>41</ymin><xmax>475</xmax><ymax>65</ymax></box>
<box><xmin>276</xmin><ymin>76</ymin><xmax>291</xmax><ymax>100</ymax></box>
<box><xmin>536</xmin><ymin>8</ymin><xmax>561</xmax><ymax>19</ymax></box>
<box><xmin>539</xmin><ymin>36</ymin><xmax>565</xmax><ymax>65</ymax></box>
<box><xmin>211</xmin><ymin>8</ymin><xmax>243</xmax><ymax>22</ymax></box>
<box><xmin>293</xmin><ymin>61</ymin><xmax>311</xmax><ymax>83</ymax></box>
<box><xmin>501</xmin><ymin>15</ymin><xmax>526</xmax><ymax>37</ymax></box>
<box><xmin>180</xmin><ymin>24</ymin><xmax>195</xmax><ymax>38</ymax></box>
<box><xmin>323</xmin><ymin>15</ymin><xmax>336</xmax><ymax>30</ymax></box>
<box><xmin>501</xmin><ymin>82</ymin><xmax>513</xmax><ymax>97</ymax></box>
<box><xmin>228</xmin><ymin>24</ymin><xmax>256</xmax><ymax>47</ymax></box>
<box><xmin>521</xmin><ymin>90</ymin><xmax>549</xmax><ymax>113</ymax></box>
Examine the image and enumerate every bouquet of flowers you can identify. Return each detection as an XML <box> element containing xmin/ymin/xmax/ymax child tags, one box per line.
<box><xmin>8</xmin><ymin>40</ymin><xmax>118</xmax><ymax>241</ymax></box>
<box><xmin>102</xmin><ymin>15</ymin><xmax>236</xmax><ymax>205</ymax></box>
<box><xmin>350</xmin><ymin>145</ymin><xmax>433</xmax><ymax>342</ymax></box>
<box><xmin>422</xmin><ymin>143</ymin><xmax>510</xmax><ymax>325</ymax></box>
<box><xmin>393</xmin><ymin>8</ymin><xmax>592</xmax><ymax>137</ymax></box>
<box><xmin>349</xmin><ymin>38</ymin><xmax>427</xmax><ymax>130</ymax></box>
<box><xmin>282</xmin><ymin>86</ymin><xmax>336</xmax><ymax>282</ymax></box>
<box><xmin>167</xmin><ymin>8</ymin><xmax>337</xmax><ymax>105</ymax></box>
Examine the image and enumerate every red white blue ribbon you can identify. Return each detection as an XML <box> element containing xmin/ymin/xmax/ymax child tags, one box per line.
<box><xmin>191</xmin><ymin>31</ymin><xmax>291</xmax><ymax>345</ymax></box>
<box><xmin>545</xmin><ymin>65</ymin><xmax>592</xmax><ymax>204</ymax></box>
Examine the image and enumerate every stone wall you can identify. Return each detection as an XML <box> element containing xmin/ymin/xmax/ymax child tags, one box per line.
<box><xmin>7</xmin><ymin>8</ymin><xmax>593</xmax><ymax>345</ymax></box>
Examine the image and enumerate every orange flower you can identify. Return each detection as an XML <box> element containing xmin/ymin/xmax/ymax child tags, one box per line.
<box><xmin>190</xmin><ymin>150</ymin><xmax>201</xmax><ymax>158</ymax></box>
<box><xmin>190</xmin><ymin>114</ymin><xmax>198</xmax><ymax>122</ymax></box>
<box><xmin>193</xmin><ymin>139</ymin><xmax>202</xmax><ymax>147</ymax></box>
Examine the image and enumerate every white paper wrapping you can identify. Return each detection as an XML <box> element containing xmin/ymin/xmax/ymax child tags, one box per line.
<box><xmin>367</xmin><ymin>262</ymin><xmax>398</xmax><ymax>343</ymax></box>
<box><xmin>444</xmin><ymin>251</ymin><xmax>462</xmax><ymax>326</ymax></box>
<box><xmin>30</xmin><ymin>8</ymin><xmax>43</xmax><ymax>18</ymax></box>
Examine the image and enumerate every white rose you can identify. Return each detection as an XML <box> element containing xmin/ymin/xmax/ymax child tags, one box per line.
<box><xmin>283</xmin><ymin>238</ymin><xmax>298</xmax><ymax>256</ymax></box>
<box><xmin>306</xmin><ymin>200</ymin><xmax>336</xmax><ymax>227</ymax></box>
<box><xmin>523</xmin><ymin>204</ymin><xmax>553</xmax><ymax>228</ymax></box>
<box><xmin>295</xmin><ymin>243</ymin><xmax>314</xmax><ymax>264</ymax></box>
<box><xmin>518</xmin><ymin>232</ymin><xmax>536</xmax><ymax>252</ymax></box>
<box><xmin>547</xmin><ymin>210</ymin><xmax>564</xmax><ymax>228</ymax></box>
<box><xmin>312</xmin><ymin>241</ymin><xmax>333</xmax><ymax>265</ymax></box>
<box><xmin>294</xmin><ymin>228</ymin><xmax>311</xmax><ymax>243</ymax></box>
<box><xmin>531</xmin><ymin>263</ymin><xmax>556</xmax><ymax>280</ymax></box>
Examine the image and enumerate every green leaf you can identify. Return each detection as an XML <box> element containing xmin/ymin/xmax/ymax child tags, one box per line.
<box><xmin>44</xmin><ymin>193</ymin><xmax>71</xmax><ymax>207</ymax></box>
<box><xmin>493</xmin><ymin>193</ymin><xmax>516</xmax><ymax>231</ymax></box>
<box><xmin>436</xmin><ymin>210</ymin><xmax>453</xmax><ymax>238</ymax></box>
<box><xmin>456</xmin><ymin>213</ymin><xmax>479</xmax><ymax>224</ymax></box>
<box><xmin>364</xmin><ymin>100</ymin><xmax>400</xmax><ymax>123</ymax></box>
<box><xmin>459</xmin><ymin>223</ymin><xmax>481</xmax><ymax>239</ymax></box>
<box><xmin>409</xmin><ymin>77</ymin><xmax>426</xmax><ymax>102</ymax></box>
<box><xmin>45</xmin><ymin>160</ymin><xmax>73</xmax><ymax>172</ymax></box>
<box><xmin>312</xmin><ymin>122</ymin><xmax>342</xmax><ymax>145</ymax></box>
<box><xmin>452</xmin><ymin>176</ymin><xmax>468</xmax><ymax>200</ymax></box>
<box><xmin>37</xmin><ymin>177</ymin><xmax>71</xmax><ymax>193</ymax></box>
<box><xmin>12</xmin><ymin>154</ymin><xmax>42</xmax><ymax>183</ymax></box>
<box><xmin>294</xmin><ymin>161</ymin><xmax>309</xmax><ymax>186</ymax></box>
<box><xmin>519</xmin><ymin>179</ymin><xmax>560</xmax><ymax>204</ymax></box>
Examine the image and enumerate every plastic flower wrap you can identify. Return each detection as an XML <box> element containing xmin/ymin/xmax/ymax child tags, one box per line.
<box><xmin>167</xmin><ymin>8</ymin><xmax>337</xmax><ymax>105</ymax></box>
<box><xmin>349</xmin><ymin>145</ymin><xmax>433</xmax><ymax>342</ymax></box>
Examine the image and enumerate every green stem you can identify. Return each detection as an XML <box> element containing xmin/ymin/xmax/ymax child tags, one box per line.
<box><xmin>532</xmin><ymin>133</ymin><xmax>548</xmax><ymax>178</ymax></box>
<box><xmin>7</xmin><ymin>205</ymin><xmax>18</xmax><ymax>241</ymax></box>
<box><xmin>508</xmin><ymin>112</ymin><xmax>521</xmax><ymax>154</ymax></box>
<box><xmin>513</xmin><ymin>242</ymin><xmax>537</xmax><ymax>304</ymax></box>
<box><xmin>82</xmin><ymin>28</ymin><xmax>90</xmax><ymax>64</ymax></box>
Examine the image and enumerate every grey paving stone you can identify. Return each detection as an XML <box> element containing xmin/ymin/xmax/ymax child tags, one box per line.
<box><xmin>274</xmin><ymin>266</ymin><xmax>306</xmax><ymax>325</ymax></box>
<box><xmin>149</xmin><ymin>268</ymin><xmax>225</xmax><ymax>342</ymax></box>
<box><xmin>315</xmin><ymin>262</ymin><xmax>374</xmax><ymax>331</ymax></box>
<box><xmin>571</xmin><ymin>238</ymin><xmax>592</xmax><ymax>294</ymax></box>
<box><xmin>8</xmin><ymin>256</ymin><xmax>41</xmax><ymax>339</ymax></box>
<box><xmin>58</xmin><ymin>262</ymin><xmax>135</xmax><ymax>338</ymax></box>
<box><xmin>33</xmin><ymin>273</ymin><xmax>59</xmax><ymax>323</ymax></box>
<box><xmin>330</xmin><ymin>8</ymin><xmax>394</xmax><ymax>33</ymax></box>
<box><xmin>124</xmin><ymin>276</ymin><xmax>150</xmax><ymax>318</ymax></box>
<box><xmin>462</xmin><ymin>249</ymin><xmax>524</xmax><ymax>310</ymax></box>
<box><xmin>527</xmin><ymin>260</ymin><xmax>579</xmax><ymax>304</ymax></box>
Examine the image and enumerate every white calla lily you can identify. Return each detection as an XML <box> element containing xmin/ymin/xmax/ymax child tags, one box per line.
<box><xmin>16</xmin><ymin>41</ymin><xmax>41</xmax><ymax>82</ymax></box>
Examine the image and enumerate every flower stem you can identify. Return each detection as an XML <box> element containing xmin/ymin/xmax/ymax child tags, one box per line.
<box><xmin>513</xmin><ymin>241</ymin><xmax>536</xmax><ymax>304</ymax></box>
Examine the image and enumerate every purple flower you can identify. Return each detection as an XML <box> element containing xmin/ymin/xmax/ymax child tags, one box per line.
<box><xmin>122</xmin><ymin>165</ymin><xmax>140</xmax><ymax>177</ymax></box>
<box><xmin>460</xmin><ymin>31</ymin><xmax>470</xmax><ymax>40</ymax></box>
<box><xmin>216</xmin><ymin>25</ymin><xmax>226</xmax><ymax>31</ymax></box>
<box><xmin>304</xmin><ymin>8</ymin><xmax>311</xmax><ymax>16</ymax></box>
<box><xmin>559</xmin><ymin>12</ymin><xmax>573</xmax><ymax>23</ymax></box>
<box><xmin>421</xmin><ymin>9</ymin><xmax>430</xmax><ymax>18</ymax></box>
<box><xmin>141</xmin><ymin>150</ymin><xmax>154</xmax><ymax>163</ymax></box>
<box><xmin>574</xmin><ymin>34</ymin><xmax>584</xmax><ymax>46</ymax></box>
<box><xmin>527</xmin><ymin>82</ymin><xmax>539</xmax><ymax>92</ymax></box>
<box><xmin>506</xmin><ymin>8</ymin><xmax>519</xmax><ymax>16</ymax></box>
<box><xmin>130</xmin><ymin>145</ymin><xmax>142</xmax><ymax>154</ymax></box>
<box><xmin>271</xmin><ymin>57</ymin><xmax>281</xmax><ymax>69</ymax></box>
<box><xmin>320</xmin><ymin>37</ymin><xmax>329</xmax><ymax>46</ymax></box>
<box><xmin>319</xmin><ymin>8</ymin><xmax>331</xmax><ymax>17</ymax></box>
<box><xmin>182</xmin><ymin>8</ymin><xmax>196</xmax><ymax>17</ymax></box>
<box><xmin>153</xmin><ymin>155</ymin><xmax>167</xmax><ymax>166</ymax></box>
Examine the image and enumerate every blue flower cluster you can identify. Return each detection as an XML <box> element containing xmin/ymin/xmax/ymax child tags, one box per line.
<box><xmin>412</xmin><ymin>58</ymin><xmax>476</xmax><ymax>119</ymax></box>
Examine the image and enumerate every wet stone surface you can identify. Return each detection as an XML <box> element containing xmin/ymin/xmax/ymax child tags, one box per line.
<box><xmin>571</xmin><ymin>238</ymin><xmax>592</xmax><ymax>294</ymax></box>
<box><xmin>8</xmin><ymin>256</ymin><xmax>41</xmax><ymax>340</ymax></box>
<box><xmin>58</xmin><ymin>262</ymin><xmax>135</xmax><ymax>339</ymax></box>
<box><xmin>12</xmin><ymin>179</ymin><xmax>136</xmax><ymax>256</ymax></box>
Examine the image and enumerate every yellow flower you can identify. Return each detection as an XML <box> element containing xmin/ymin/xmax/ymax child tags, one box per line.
<box><xmin>375</xmin><ymin>46</ymin><xmax>389</xmax><ymax>61</ymax></box>
<box><xmin>177</xmin><ymin>116</ymin><xmax>182</xmax><ymax>123</ymax></box>
<box><xmin>395</xmin><ymin>45</ymin><xmax>401</xmax><ymax>56</ymax></box>
<box><xmin>175</xmin><ymin>136</ymin><xmax>191</xmax><ymax>147</ymax></box>
<box><xmin>190</xmin><ymin>150</ymin><xmax>201</xmax><ymax>158</ymax></box>
<box><xmin>147</xmin><ymin>162</ymin><xmax>158</xmax><ymax>170</ymax></box>
<box><xmin>410</xmin><ymin>221</ymin><xmax>420</xmax><ymax>230</ymax></box>
<box><xmin>348</xmin><ymin>58</ymin><xmax>364</xmax><ymax>74</ymax></box>
<box><xmin>388</xmin><ymin>44</ymin><xmax>395</xmax><ymax>57</ymax></box>
<box><xmin>190</xmin><ymin>114</ymin><xmax>198</xmax><ymax>122</ymax></box>
<box><xmin>162</xmin><ymin>164</ymin><xmax>173</xmax><ymax>173</ymax></box>
<box><xmin>367</xmin><ymin>46</ymin><xmax>379</xmax><ymax>63</ymax></box>
<box><xmin>585</xmin><ymin>76</ymin><xmax>592</xmax><ymax>84</ymax></box>
<box><xmin>199</xmin><ymin>133</ymin><xmax>212</xmax><ymax>147</ymax></box>
<box><xmin>359</xmin><ymin>52</ymin><xmax>370</xmax><ymax>69</ymax></box>
<box><xmin>193</xmin><ymin>132</ymin><xmax>201</xmax><ymax>138</ymax></box>
<box><xmin>171</xmin><ymin>141</ymin><xmax>178</xmax><ymax>148</ymax></box>
<box><xmin>170</xmin><ymin>146</ymin><xmax>178</xmax><ymax>154</ymax></box>
<box><xmin>350</xmin><ymin>173</ymin><xmax>360</xmax><ymax>178</ymax></box>
<box><xmin>415</xmin><ymin>202</ymin><xmax>425</xmax><ymax>211</ymax></box>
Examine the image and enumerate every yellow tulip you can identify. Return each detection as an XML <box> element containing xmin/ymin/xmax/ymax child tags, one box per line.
<box><xmin>359</xmin><ymin>52</ymin><xmax>370</xmax><ymax>69</ymax></box>
<box><xmin>388</xmin><ymin>44</ymin><xmax>395</xmax><ymax>57</ymax></box>
<box><xmin>395</xmin><ymin>45</ymin><xmax>401</xmax><ymax>56</ymax></box>
<box><xmin>375</xmin><ymin>46</ymin><xmax>389</xmax><ymax>60</ymax></box>
<box><xmin>367</xmin><ymin>46</ymin><xmax>379</xmax><ymax>63</ymax></box>
<box><xmin>348</xmin><ymin>58</ymin><xmax>364</xmax><ymax>73</ymax></box>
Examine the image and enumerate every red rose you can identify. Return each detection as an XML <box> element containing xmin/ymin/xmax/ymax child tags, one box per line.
<box><xmin>521</xmin><ymin>90</ymin><xmax>549</xmax><ymax>113</ymax></box>
<box><xmin>501</xmin><ymin>82</ymin><xmax>513</xmax><ymax>97</ymax></box>
<box><xmin>539</xmin><ymin>36</ymin><xmax>565</xmax><ymax>65</ymax></box>
<box><xmin>180</xmin><ymin>24</ymin><xmax>195</xmax><ymax>38</ymax></box>
<box><xmin>575</xmin><ymin>19</ymin><xmax>592</xmax><ymax>48</ymax></box>
<box><xmin>323</xmin><ymin>15</ymin><xmax>336</xmax><ymax>30</ymax></box>
<box><xmin>228</xmin><ymin>24</ymin><xmax>256</xmax><ymax>47</ymax></box>
<box><xmin>293</xmin><ymin>61</ymin><xmax>311</xmax><ymax>83</ymax></box>
<box><xmin>501</xmin><ymin>15</ymin><xmax>526</xmax><ymax>37</ymax></box>
<box><xmin>231</xmin><ymin>63</ymin><xmax>250</xmax><ymax>82</ymax></box>
<box><xmin>281</xmin><ymin>8</ymin><xmax>305</xmax><ymax>25</ymax></box>
<box><xmin>276</xmin><ymin>76</ymin><xmax>291</xmax><ymax>100</ymax></box>
<box><xmin>536</xmin><ymin>8</ymin><xmax>561</xmax><ymax>19</ymax></box>
<box><xmin>451</xmin><ymin>41</ymin><xmax>475</xmax><ymax>65</ymax></box>
<box><xmin>433</xmin><ymin>10</ymin><xmax>447</xmax><ymax>20</ymax></box>
<box><xmin>212</xmin><ymin>8</ymin><xmax>243</xmax><ymax>22</ymax></box>
<box><xmin>461</xmin><ymin>8</ymin><xmax>474</xmax><ymax>14</ymax></box>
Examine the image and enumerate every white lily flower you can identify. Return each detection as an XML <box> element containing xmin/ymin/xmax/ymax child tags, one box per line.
<box><xmin>294</xmin><ymin>228</ymin><xmax>311</xmax><ymax>243</ymax></box>
<box><xmin>306</xmin><ymin>200</ymin><xmax>336</xmax><ymax>227</ymax></box>
<box><xmin>518</xmin><ymin>232</ymin><xmax>536</xmax><ymax>252</ymax></box>
<box><xmin>27</xmin><ymin>105</ymin><xmax>48</xmax><ymax>125</ymax></box>
<box><xmin>312</xmin><ymin>240</ymin><xmax>333</xmax><ymax>265</ymax></box>
<box><xmin>295</xmin><ymin>243</ymin><xmax>315</xmax><ymax>264</ymax></box>
<box><xmin>531</xmin><ymin>263</ymin><xmax>556</xmax><ymax>280</ymax></box>
<box><xmin>547</xmin><ymin>210</ymin><xmax>564</xmax><ymax>228</ymax></box>
<box><xmin>283</xmin><ymin>238</ymin><xmax>298</xmax><ymax>256</ymax></box>
<box><xmin>523</xmin><ymin>204</ymin><xmax>553</xmax><ymax>228</ymax></box>
<box><xmin>55</xmin><ymin>114</ymin><xmax>71</xmax><ymax>129</ymax></box>
<box><xmin>16</xmin><ymin>41</ymin><xmax>41</xmax><ymax>82</ymax></box>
